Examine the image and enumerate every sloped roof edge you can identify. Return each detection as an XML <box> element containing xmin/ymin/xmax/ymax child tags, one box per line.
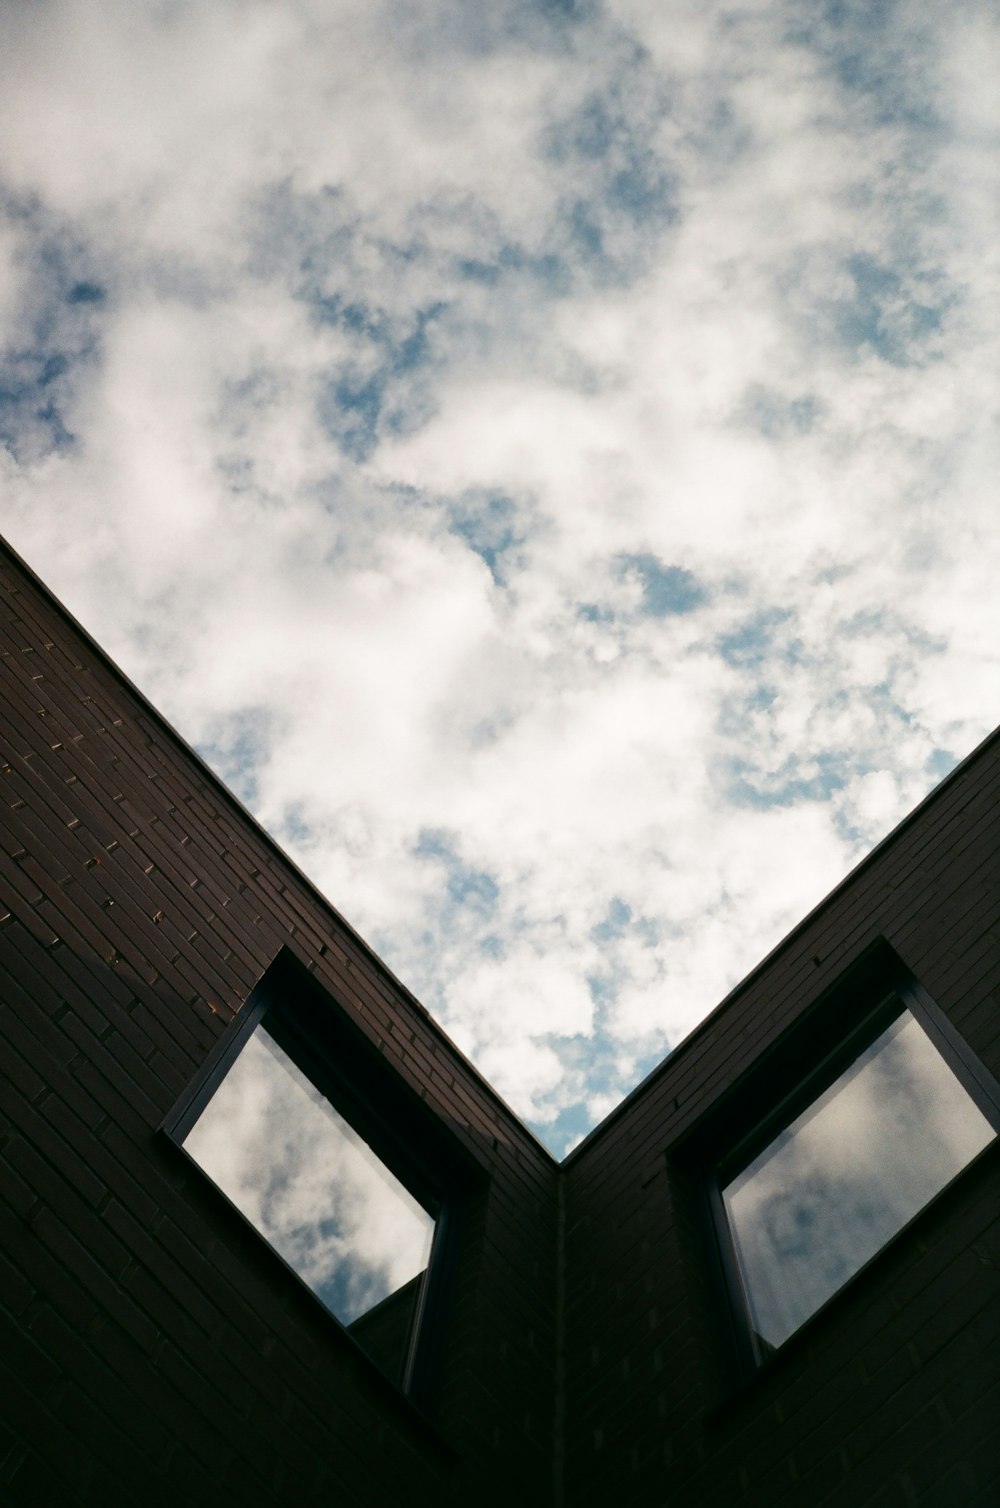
<box><xmin>4</xmin><ymin>532</ymin><xmax>996</xmax><ymax>1169</ymax></box>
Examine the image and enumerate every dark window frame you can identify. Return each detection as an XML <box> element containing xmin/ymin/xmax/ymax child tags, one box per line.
<box><xmin>161</xmin><ymin>947</ymin><xmax>476</xmax><ymax>1408</ymax></box>
<box><xmin>684</xmin><ymin>941</ymin><xmax>1000</xmax><ymax>1380</ymax></box>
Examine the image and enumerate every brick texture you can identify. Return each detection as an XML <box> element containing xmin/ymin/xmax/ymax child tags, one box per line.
<box><xmin>0</xmin><ymin>542</ymin><xmax>559</xmax><ymax>1508</ymax></box>
<box><xmin>564</xmin><ymin>713</ymin><xmax>1000</xmax><ymax>1508</ymax></box>
<box><xmin>2</xmin><ymin>536</ymin><xmax>998</xmax><ymax>1507</ymax></box>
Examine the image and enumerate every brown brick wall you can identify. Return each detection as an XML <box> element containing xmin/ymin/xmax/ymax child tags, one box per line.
<box><xmin>563</xmin><ymin>725</ymin><xmax>1000</xmax><ymax>1508</ymax></box>
<box><xmin>3</xmin><ymin>535</ymin><xmax>998</xmax><ymax>1508</ymax></box>
<box><xmin>0</xmin><ymin>542</ymin><xmax>559</xmax><ymax>1508</ymax></box>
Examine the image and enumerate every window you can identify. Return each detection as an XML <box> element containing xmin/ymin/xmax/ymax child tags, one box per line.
<box><xmin>164</xmin><ymin>950</ymin><xmax>468</xmax><ymax>1399</ymax></box>
<box><xmin>707</xmin><ymin>954</ymin><xmax>1000</xmax><ymax>1368</ymax></box>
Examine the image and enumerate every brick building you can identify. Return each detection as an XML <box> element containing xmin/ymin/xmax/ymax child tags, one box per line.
<box><xmin>1</xmin><ymin>534</ymin><xmax>998</xmax><ymax>1507</ymax></box>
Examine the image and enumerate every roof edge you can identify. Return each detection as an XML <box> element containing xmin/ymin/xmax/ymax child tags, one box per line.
<box><xmin>7</xmin><ymin>534</ymin><xmax>996</xmax><ymax>1174</ymax></box>
<box><xmin>0</xmin><ymin>534</ymin><xmax>561</xmax><ymax>1169</ymax></box>
<box><xmin>561</xmin><ymin>716</ymin><xmax>1000</xmax><ymax>1168</ymax></box>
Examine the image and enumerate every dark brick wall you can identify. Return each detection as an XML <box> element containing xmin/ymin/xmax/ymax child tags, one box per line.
<box><xmin>0</xmin><ymin>541</ymin><xmax>559</xmax><ymax>1508</ymax></box>
<box><xmin>3</xmin><ymin>534</ymin><xmax>998</xmax><ymax>1508</ymax></box>
<box><xmin>563</xmin><ymin>727</ymin><xmax>1000</xmax><ymax>1508</ymax></box>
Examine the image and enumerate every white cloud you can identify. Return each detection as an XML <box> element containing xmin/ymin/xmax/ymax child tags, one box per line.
<box><xmin>1</xmin><ymin>0</ymin><xmax>997</xmax><ymax>1152</ymax></box>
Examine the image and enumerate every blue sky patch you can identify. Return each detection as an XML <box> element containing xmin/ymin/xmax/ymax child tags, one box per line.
<box><xmin>455</xmin><ymin>242</ymin><xmax>572</xmax><ymax>297</ymax></box>
<box><xmin>621</xmin><ymin>554</ymin><xmax>708</xmax><ymax>617</ymax></box>
<box><xmin>414</xmin><ymin>829</ymin><xmax>501</xmax><ymax>917</ymax></box>
<box><xmin>590</xmin><ymin>896</ymin><xmax>632</xmax><ymax>943</ymax></box>
<box><xmin>833</xmin><ymin>254</ymin><xmax>946</xmax><ymax>365</ymax></box>
<box><xmin>725</xmin><ymin>752</ymin><xmax>849</xmax><ymax>810</ymax></box>
<box><xmin>0</xmin><ymin>350</ymin><xmax>76</xmax><ymax>461</ymax></box>
<box><xmin>788</xmin><ymin>0</ymin><xmax>940</xmax><ymax>131</ymax></box>
<box><xmin>577</xmin><ymin>602</ymin><xmax>613</xmax><ymax>624</ymax></box>
<box><xmin>66</xmin><ymin>280</ymin><xmax>106</xmax><ymax>306</ymax></box>
<box><xmin>316</xmin><ymin>300</ymin><xmax>447</xmax><ymax>459</ymax></box>
<box><xmin>547</xmin><ymin>83</ymin><xmax>675</xmax><ymax>225</ymax></box>
<box><xmin>741</xmin><ymin>385</ymin><xmax>821</xmax><ymax>439</ymax></box>
<box><xmin>196</xmin><ymin>707</ymin><xmax>276</xmax><ymax>809</ymax></box>
<box><xmin>311</xmin><ymin>296</ymin><xmax>390</xmax><ymax>342</ymax></box>
<box><xmin>448</xmin><ymin>492</ymin><xmax>525</xmax><ymax>586</ymax></box>
<box><xmin>717</xmin><ymin>609</ymin><xmax>797</xmax><ymax>669</ymax></box>
<box><xmin>541</xmin><ymin>69</ymin><xmax>679</xmax><ymax>284</ymax></box>
<box><xmin>925</xmin><ymin>748</ymin><xmax>958</xmax><ymax>782</ymax></box>
<box><xmin>0</xmin><ymin>208</ymin><xmax>108</xmax><ymax>461</ymax></box>
<box><xmin>323</xmin><ymin>368</ymin><xmax>385</xmax><ymax>461</ymax></box>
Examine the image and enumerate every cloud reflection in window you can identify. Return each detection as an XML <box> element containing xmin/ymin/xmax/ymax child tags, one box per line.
<box><xmin>183</xmin><ymin>1024</ymin><xmax>435</xmax><ymax>1377</ymax></box>
<box><xmin>723</xmin><ymin>1010</ymin><xmax>995</xmax><ymax>1351</ymax></box>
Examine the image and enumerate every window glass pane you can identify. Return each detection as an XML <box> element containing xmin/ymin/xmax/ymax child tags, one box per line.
<box><xmin>183</xmin><ymin>1023</ymin><xmax>436</xmax><ymax>1384</ymax></box>
<box><xmin>722</xmin><ymin>1009</ymin><xmax>995</xmax><ymax>1352</ymax></box>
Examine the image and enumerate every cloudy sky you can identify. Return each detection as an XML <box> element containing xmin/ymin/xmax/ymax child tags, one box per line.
<box><xmin>1</xmin><ymin>0</ymin><xmax>997</xmax><ymax>1154</ymax></box>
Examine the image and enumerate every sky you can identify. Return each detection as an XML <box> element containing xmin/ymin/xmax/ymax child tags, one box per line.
<box><xmin>1</xmin><ymin>0</ymin><xmax>997</xmax><ymax>1156</ymax></box>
